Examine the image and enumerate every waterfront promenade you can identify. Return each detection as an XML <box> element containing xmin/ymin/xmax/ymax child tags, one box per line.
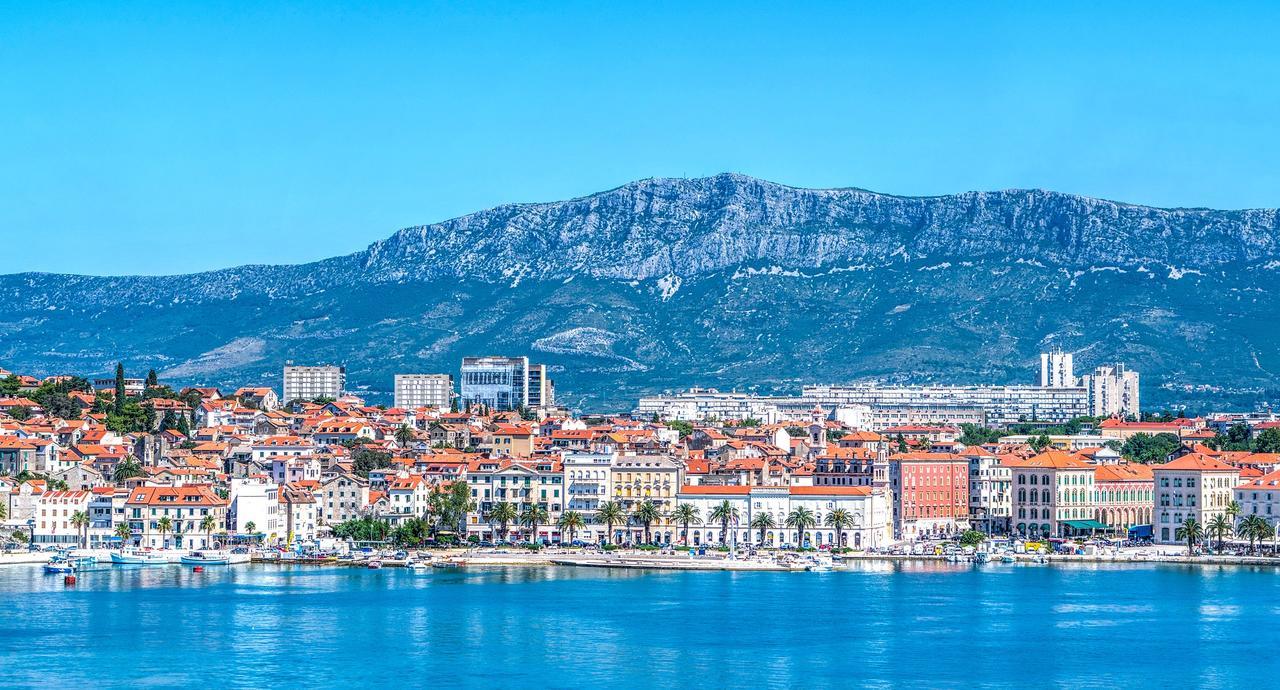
<box><xmin>2</xmin><ymin>561</ymin><xmax>1276</xmax><ymax>689</ymax></box>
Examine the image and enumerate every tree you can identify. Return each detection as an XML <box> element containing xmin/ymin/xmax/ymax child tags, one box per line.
<box><xmin>786</xmin><ymin>507</ymin><xmax>818</xmax><ymax>548</ymax></box>
<box><xmin>632</xmin><ymin>500</ymin><xmax>661</xmax><ymax>544</ymax></box>
<box><xmin>1237</xmin><ymin>514</ymin><xmax>1268</xmax><ymax>553</ymax></box>
<box><xmin>670</xmin><ymin>504</ymin><xmax>701</xmax><ymax>545</ymax></box>
<box><xmin>245</xmin><ymin>520</ymin><xmax>257</xmax><ymax>536</ymax></box>
<box><xmin>1207</xmin><ymin>514</ymin><xmax>1233</xmax><ymax>552</ymax></box>
<box><xmin>667</xmin><ymin>420</ymin><xmax>694</xmax><ymax>439</ymax></box>
<box><xmin>557</xmin><ymin>511</ymin><xmax>585</xmax><ymax>544</ymax></box>
<box><xmin>708</xmin><ymin>500</ymin><xmax>740</xmax><ymax>545</ymax></box>
<box><xmin>114</xmin><ymin>522</ymin><xmax>132</xmax><ymax>547</ymax></box>
<box><xmin>145</xmin><ymin>369</ymin><xmax>158</xmax><ymax>389</ymax></box>
<box><xmin>958</xmin><ymin>424</ymin><xmax>1006</xmax><ymax>447</ymax></box>
<box><xmin>1120</xmin><ymin>433</ymin><xmax>1181</xmax><ymax>464</ymax></box>
<box><xmin>201</xmin><ymin>514</ymin><xmax>218</xmax><ymax>546</ymax></box>
<box><xmin>70</xmin><ymin>510</ymin><xmax>89</xmax><ymax>548</ymax></box>
<box><xmin>519</xmin><ymin>503</ymin><xmax>550</xmax><ymax>544</ymax></box>
<box><xmin>112</xmin><ymin>458</ymin><xmax>146</xmax><ymax>483</ymax></box>
<box><xmin>488</xmin><ymin>502</ymin><xmax>519</xmax><ymax>543</ymax></box>
<box><xmin>1254</xmin><ymin>428</ymin><xmax>1280</xmax><ymax>454</ymax></box>
<box><xmin>113</xmin><ymin>362</ymin><xmax>127</xmax><ymax>415</ymax></box>
<box><xmin>0</xmin><ymin>502</ymin><xmax>6</xmax><ymax>520</ymax></box>
<box><xmin>1175</xmin><ymin>517</ymin><xmax>1202</xmax><ymax>556</ymax></box>
<box><xmin>351</xmin><ymin>448</ymin><xmax>393</xmax><ymax>478</ymax></box>
<box><xmin>826</xmin><ymin>508</ymin><xmax>854</xmax><ymax>549</ymax></box>
<box><xmin>750</xmin><ymin>512</ymin><xmax>775</xmax><ymax>546</ymax></box>
<box><xmin>1225</xmin><ymin>500</ymin><xmax>1242</xmax><ymax>527</ymax></box>
<box><xmin>959</xmin><ymin>530</ymin><xmax>986</xmax><ymax>547</ymax></box>
<box><xmin>1210</xmin><ymin>423</ymin><xmax>1252</xmax><ymax>451</ymax></box>
<box><xmin>395</xmin><ymin>425</ymin><xmax>415</xmax><ymax>448</ymax></box>
<box><xmin>156</xmin><ymin>516</ymin><xmax>173</xmax><ymax>547</ymax></box>
<box><xmin>595</xmin><ymin>501</ymin><xmax>625</xmax><ymax>545</ymax></box>
<box><xmin>1029</xmin><ymin>434</ymin><xmax>1052</xmax><ymax>452</ymax></box>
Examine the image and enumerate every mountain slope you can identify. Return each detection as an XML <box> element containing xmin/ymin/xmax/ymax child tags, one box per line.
<box><xmin>2</xmin><ymin>173</ymin><xmax>1278</xmax><ymax>411</ymax></box>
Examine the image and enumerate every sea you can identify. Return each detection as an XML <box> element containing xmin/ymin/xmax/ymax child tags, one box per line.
<box><xmin>0</xmin><ymin>560</ymin><xmax>1273</xmax><ymax>688</ymax></box>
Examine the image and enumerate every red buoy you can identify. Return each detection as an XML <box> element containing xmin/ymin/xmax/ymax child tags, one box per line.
<box><xmin>64</xmin><ymin>575</ymin><xmax>76</xmax><ymax>586</ymax></box>
<box><xmin>193</xmin><ymin>566</ymin><xmax>204</xmax><ymax>573</ymax></box>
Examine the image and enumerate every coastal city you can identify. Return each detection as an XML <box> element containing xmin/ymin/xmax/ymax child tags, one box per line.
<box><xmin>4</xmin><ymin>350</ymin><xmax>1280</xmax><ymax>573</ymax></box>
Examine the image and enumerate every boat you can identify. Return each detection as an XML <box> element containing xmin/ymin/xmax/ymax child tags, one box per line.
<box><xmin>1000</xmin><ymin>553</ymin><xmax>1016</xmax><ymax>564</ymax></box>
<box><xmin>111</xmin><ymin>548</ymin><xmax>169</xmax><ymax>565</ymax></box>
<box><xmin>973</xmin><ymin>551</ymin><xmax>989</xmax><ymax>564</ymax></box>
<box><xmin>44</xmin><ymin>557</ymin><xmax>76</xmax><ymax>574</ymax></box>
<box><xmin>805</xmin><ymin>555</ymin><xmax>835</xmax><ymax>572</ymax></box>
<box><xmin>366</xmin><ymin>560</ymin><xmax>384</xmax><ymax>569</ymax></box>
<box><xmin>431</xmin><ymin>560</ymin><xmax>461</xmax><ymax>569</ymax></box>
<box><xmin>180</xmin><ymin>552</ymin><xmax>230</xmax><ymax>565</ymax></box>
<box><xmin>406</xmin><ymin>560</ymin><xmax>431</xmax><ymax>573</ymax></box>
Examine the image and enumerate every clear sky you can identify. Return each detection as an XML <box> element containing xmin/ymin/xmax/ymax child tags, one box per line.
<box><xmin>3</xmin><ymin>1</ymin><xmax>1279</xmax><ymax>276</ymax></box>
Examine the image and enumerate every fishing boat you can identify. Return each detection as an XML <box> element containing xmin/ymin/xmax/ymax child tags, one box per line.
<box><xmin>44</xmin><ymin>556</ymin><xmax>76</xmax><ymax>574</ymax></box>
<box><xmin>111</xmin><ymin>547</ymin><xmax>169</xmax><ymax>565</ymax></box>
<box><xmin>180</xmin><ymin>551</ymin><xmax>230</xmax><ymax>565</ymax></box>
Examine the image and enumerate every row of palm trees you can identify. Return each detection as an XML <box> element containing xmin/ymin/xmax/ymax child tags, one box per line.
<box><xmin>1175</xmin><ymin>502</ymin><xmax>1278</xmax><ymax>555</ymax></box>
<box><xmin>479</xmin><ymin>498</ymin><xmax>856</xmax><ymax>548</ymax></box>
<box><xmin>101</xmin><ymin>514</ymin><xmax>222</xmax><ymax>549</ymax></box>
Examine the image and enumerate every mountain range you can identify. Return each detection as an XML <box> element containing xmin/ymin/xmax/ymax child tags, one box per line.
<box><xmin>2</xmin><ymin>172</ymin><xmax>1279</xmax><ymax>412</ymax></box>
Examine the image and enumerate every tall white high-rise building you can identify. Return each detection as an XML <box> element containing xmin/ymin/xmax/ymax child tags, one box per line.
<box><xmin>1081</xmin><ymin>364</ymin><xmax>1141</xmax><ymax>419</ymax></box>
<box><xmin>282</xmin><ymin>364</ymin><xmax>345</xmax><ymax>404</ymax></box>
<box><xmin>1040</xmin><ymin>349</ymin><xmax>1076</xmax><ymax>388</ymax></box>
<box><xmin>394</xmin><ymin>374</ymin><xmax>453</xmax><ymax>409</ymax></box>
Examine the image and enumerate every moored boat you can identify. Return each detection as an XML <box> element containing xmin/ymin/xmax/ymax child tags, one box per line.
<box><xmin>366</xmin><ymin>560</ymin><xmax>384</xmax><ymax>569</ymax></box>
<box><xmin>180</xmin><ymin>551</ymin><xmax>230</xmax><ymax>565</ymax></box>
<box><xmin>405</xmin><ymin>559</ymin><xmax>431</xmax><ymax>573</ymax></box>
<box><xmin>44</xmin><ymin>557</ymin><xmax>76</xmax><ymax>574</ymax></box>
<box><xmin>111</xmin><ymin>547</ymin><xmax>169</xmax><ymax>565</ymax></box>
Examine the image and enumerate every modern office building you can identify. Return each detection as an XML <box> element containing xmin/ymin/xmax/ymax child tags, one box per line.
<box><xmin>282</xmin><ymin>364</ymin><xmax>345</xmax><ymax>404</ymax></box>
<box><xmin>393</xmin><ymin>374</ymin><xmax>454</xmax><ymax>409</ymax></box>
<box><xmin>460</xmin><ymin>356</ymin><xmax>529</xmax><ymax>411</ymax></box>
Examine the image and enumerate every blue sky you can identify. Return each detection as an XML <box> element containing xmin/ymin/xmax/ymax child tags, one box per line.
<box><xmin>3</xmin><ymin>2</ymin><xmax>1279</xmax><ymax>275</ymax></box>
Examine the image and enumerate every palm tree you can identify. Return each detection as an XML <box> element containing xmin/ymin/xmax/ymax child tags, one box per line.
<box><xmin>488</xmin><ymin>502</ymin><xmax>519</xmax><ymax>543</ymax></box>
<box><xmin>395</xmin><ymin>424</ymin><xmax>415</xmax><ymax>447</ymax></box>
<box><xmin>1238</xmin><ymin>514</ymin><xmax>1267</xmax><ymax>553</ymax></box>
<box><xmin>632</xmin><ymin>500</ymin><xmax>662</xmax><ymax>544</ymax></box>
<box><xmin>557</xmin><ymin>511</ymin><xmax>585</xmax><ymax>545</ymax></box>
<box><xmin>750</xmin><ymin>512</ymin><xmax>775</xmax><ymax>547</ymax></box>
<box><xmin>596</xmin><ymin>501</ymin><xmax>626</xmax><ymax>545</ymax></box>
<box><xmin>786</xmin><ymin>506</ymin><xmax>818</xmax><ymax>549</ymax></box>
<box><xmin>0</xmin><ymin>502</ymin><xmax>7</xmax><ymax>521</ymax></box>
<box><xmin>70</xmin><ymin>510</ymin><xmax>89</xmax><ymax>549</ymax></box>
<box><xmin>245</xmin><ymin>520</ymin><xmax>257</xmax><ymax>543</ymax></box>
<box><xmin>114</xmin><ymin>522</ymin><xmax>133</xmax><ymax>548</ymax></box>
<box><xmin>519</xmin><ymin>503</ymin><xmax>550</xmax><ymax>544</ymax></box>
<box><xmin>200</xmin><ymin>514</ymin><xmax>218</xmax><ymax>548</ymax></box>
<box><xmin>708</xmin><ymin>500</ymin><xmax>740</xmax><ymax>546</ymax></box>
<box><xmin>112</xmin><ymin>458</ymin><xmax>146</xmax><ymax>483</ymax></box>
<box><xmin>156</xmin><ymin>516</ymin><xmax>173</xmax><ymax>548</ymax></box>
<box><xmin>1207</xmin><ymin>514</ymin><xmax>1232</xmax><ymax>552</ymax></box>
<box><xmin>1225</xmin><ymin>500</ymin><xmax>1242</xmax><ymax>527</ymax></box>
<box><xmin>670</xmin><ymin>504</ymin><xmax>701</xmax><ymax>545</ymax></box>
<box><xmin>1175</xmin><ymin>517</ymin><xmax>1202</xmax><ymax>556</ymax></box>
<box><xmin>826</xmin><ymin>508</ymin><xmax>854</xmax><ymax>550</ymax></box>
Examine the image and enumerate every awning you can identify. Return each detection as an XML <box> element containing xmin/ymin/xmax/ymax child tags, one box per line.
<box><xmin>1062</xmin><ymin>519</ymin><xmax>1109</xmax><ymax>530</ymax></box>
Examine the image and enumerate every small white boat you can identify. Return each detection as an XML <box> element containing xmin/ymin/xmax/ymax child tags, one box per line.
<box><xmin>1000</xmin><ymin>553</ymin><xmax>1016</xmax><ymax>564</ymax></box>
<box><xmin>406</xmin><ymin>560</ymin><xmax>431</xmax><ymax>573</ymax></box>
<box><xmin>112</xmin><ymin>548</ymin><xmax>169</xmax><ymax>565</ymax></box>
<box><xmin>180</xmin><ymin>551</ymin><xmax>230</xmax><ymax>565</ymax></box>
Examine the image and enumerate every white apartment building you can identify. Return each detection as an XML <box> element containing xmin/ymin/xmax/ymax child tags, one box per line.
<box><xmin>229</xmin><ymin>477</ymin><xmax>281</xmax><ymax>538</ymax></box>
<box><xmin>1153</xmin><ymin>454</ymin><xmax>1240</xmax><ymax>544</ymax></box>
<box><xmin>965</xmin><ymin>450</ymin><xmax>1012</xmax><ymax>534</ymax></box>
<box><xmin>634</xmin><ymin>388</ymin><xmax>792</xmax><ymax>423</ymax></box>
<box><xmin>1081</xmin><ymin>364</ymin><xmax>1141</xmax><ymax>419</ymax></box>
<box><xmin>675</xmin><ymin>485</ymin><xmax>892</xmax><ymax>550</ymax></box>
<box><xmin>562</xmin><ymin>452</ymin><xmax>614</xmax><ymax>542</ymax></box>
<box><xmin>282</xmin><ymin>364</ymin><xmax>345</xmax><ymax>404</ymax></box>
<box><xmin>1234</xmin><ymin>469</ymin><xmax>1280</xmax><ymax>536</ymax></box>
<box><xmin>805</xmin><ymin>384</ymin><xmax>1088</xmax><ymax>427</ymax></box>
<box><xmin>1040</xmin><ymin>349</ymin><xmax>1076</xmax><ymax>387</ymax></box>
<box><xmin>31</xmin><ymin>490</ymin><xmax>94</xmax><ymax>546</ymax></box>
<box><xmin>394</xmin><ymin>374</ymin><xmax>454</xmax><ymax>409</ymax></box>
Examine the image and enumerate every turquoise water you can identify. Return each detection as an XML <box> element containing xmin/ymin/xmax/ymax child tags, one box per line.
<box><xmin>1</xmin><ymin>561</ymin><xmax>1274</xmax><ymax>688</ymax></box>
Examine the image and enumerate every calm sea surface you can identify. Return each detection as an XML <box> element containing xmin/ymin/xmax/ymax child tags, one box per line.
<box><xmin>0</xmin><ymin>561</ymin><xmax>1274</xmax><ymax>689</ymax></box>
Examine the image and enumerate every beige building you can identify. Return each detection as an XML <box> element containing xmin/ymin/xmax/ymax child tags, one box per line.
<box><xmin>1009</xmin><ymin>451</ymin><xmax>1099</xmax><ymax>538</ymax></box>
<box><xmin>1153</xmin><ymin>454</ymin><xmax>1240</xmax><ymax>544</ymax></box>
<box><xmin>611</xmin><ymin>455</ymin><xmax>682</xmax><ymax>543</ymax></box>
